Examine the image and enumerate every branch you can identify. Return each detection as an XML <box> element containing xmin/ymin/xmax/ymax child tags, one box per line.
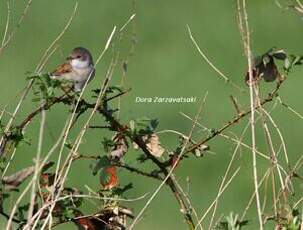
<box><xmin>99</xmin><ymin>109</ymin><xmax>196</xmax><ymax>229</ymax></box>
<box><xmin>114</xmin><ymin>162</ymin><xmax>163</xmax><ymax>181</ymax></box>
<box><xmin>185</xmin><ymin>79</ymin><xmax>284</xmax><ymax>154</ymax></box>
<box><xmin>72</xmin><ymin>154</ymin><xmax>162</xmax><ymax>181</ymax></box>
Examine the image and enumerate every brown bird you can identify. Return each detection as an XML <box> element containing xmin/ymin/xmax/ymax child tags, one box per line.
<box><xmin>51</xmin><ymin>47</ymin><xmax>95</xmax><ymax>91</ymax></box>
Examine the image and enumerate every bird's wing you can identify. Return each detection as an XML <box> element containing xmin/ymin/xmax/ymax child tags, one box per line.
<box><xmin>51</xmin><ymin>63</ymin><xmax>73</xmax><ymax>76</ymax></box>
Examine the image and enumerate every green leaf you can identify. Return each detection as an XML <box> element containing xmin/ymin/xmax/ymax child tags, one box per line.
<box><xmin>106</xmin><ymin>85</ymin><xmax>124</xmax><ymax>94</ymax></box>
<box><xmin>62</xmin><ymin>207</ymin><xmax>75</xmax><ymax>220</ymax></box>
<box><xmin>131</xmin><ymin>117</ymin><xmax>159</xmax><ymax>135</ymax></box>
<box><xmin>102</xmin><ymin>138</ymin><xmax>116</xmax><ymax>152</ymax></box>
<box><xmin>216</xmin><ymin>221</ymin><xmax>228</xmax><ymax>230</ymax></box>
<box><xmin>136</xmin><ymin>117</ymin><xmax>152</xmax><ymax>128</ymax></box>
<box><xmin>150</xmin><ymin>119</ymin><xmax>159</xmax><ymax>131</ymax></box>
<box><xmin>26</xmin><ymin>73</ymin><xmax>49</xmax><ymax>80</ymax></box>
<box><xmin>9</xmin><ymin>128</ymin><xmax>30</xmax><ymax>147</ymax></box>
<box><xmin>216</xmin><ymin>213</ymin><xmax>249</xmax><ymax>230</ymax></box>
<box><xmin>92</xmin><ymin>156</ymin><xmax>111</xmax><ymax>175</ymax></box>
<box><xmin>111</xmin><ymin>183</ymin><xmax>133</xmax><ymax>196</ymax></box>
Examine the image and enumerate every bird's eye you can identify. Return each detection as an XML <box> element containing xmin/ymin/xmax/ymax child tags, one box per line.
<box><xmin>76</xmin><ymin>55</ymin><xmax>81</xmax><ymax>58</ymax></box>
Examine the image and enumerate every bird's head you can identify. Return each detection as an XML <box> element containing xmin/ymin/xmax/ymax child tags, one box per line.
<box><xmin>67</xmin><ymin>47</ymin><xmax>93</xmax><ymax>69</ymax></box>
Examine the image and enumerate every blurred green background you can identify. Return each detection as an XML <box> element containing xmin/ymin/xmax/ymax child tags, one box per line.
<box><xmin>1</xmin><ymin>0</ymin><xmax>303</xmax><ymax>229</ymax></box>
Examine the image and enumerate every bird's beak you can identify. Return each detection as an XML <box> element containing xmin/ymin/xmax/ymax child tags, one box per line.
<box><xmin>66</xmin><ymin>56</ymin><xmax>73</xmax><ymax>61</ymax></box>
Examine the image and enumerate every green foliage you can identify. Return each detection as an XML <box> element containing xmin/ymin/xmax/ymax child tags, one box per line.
<box><xmin>101</xmin><ymin>138</ymin><xmax>116</xmax><ymax>153</ymax></box>
<box><xmin>74</xmin><ymin>99</ymin><xmax>91</xmax><ymax>115</ymax></box>
<box><xmin>27</xmin><ymin>73</ymin><xmax>61</xmax><ymax>102</ymax></box>
<box><xmin>92</xmin><ymin>85</ymin><xmax>124</xmax><ymax>98</ymax></box>
<box><xmin>278</xmin><ymin>209</ymin><xmax>302</xmax><ymax>230</ymax></box>
<box><xmin>113</xmin><ymin>183</ymin><xmax>133</xmax><ymax>196</ymax></box>
<box><xmin>129</xmin><ymin>117</ymin><xmax>159</xmax><ymax>136</ymax></box>
<box><xmin>17</xmin><ymin>203</ymin><xmax>29</xmax><ymax>222</ymax></box>
<box><xmin>106</xmin><ymin>85</ymin><xmax>124</xmax><ymax>94</ymax></box>
<box><xmin>92</xmin><ymin>156</ymin><xmax>111</xmax><ymax>176</ymax></box>
<box><xmin>216</xmin><ymin>213</ymin><xmax>249</xmax><ymax>230</ymax></box>
<box><xmin>7</xmin><ymin>127</ymin><xmax>30</xmax><ymax>148</ymax></box>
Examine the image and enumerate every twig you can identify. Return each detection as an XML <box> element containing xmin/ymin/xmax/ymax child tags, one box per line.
<box><xmin>120</xmin><ymin>14</ymin><xmax>136</xmax><ymax>32</ymax></box>
<box><xmin>240</xmin><ymin>169</ymin><xmax>271</xmax><ymax>221</ymax></box>
<box><xmin>180</xmin><ymin>112</ymin><xmax>270</xmax><ymax>160</ymax></box>
<box><xmin>186</xmin><ymin>25</ymin><xmax>244</xmax><ymax>92</ymax></box>
<box><xmin>185</xmin><ymin>80</ymin><xmax>283</xmax><ymax>154</ymax></box>
<box><xmin>27</xmin><ymin>97</ymin><xmax>46</xmax><ymax>225</ymax></box>
<box><xmin>117</xmin><ymin>11</ymin><xmax>137</xmax><ymax>119</ymax></box>
<box><xmin>17</xmin><ymin>94</ymin><xmax>68</xmax><ymax>130</ymax></box>
<box><xmin>277</xmin><ymin>96</ymin><xmax>303</xmax><ymax>120</ymax></box>
<box><xmin>26</xmin><ymin>193</ymin><xmax>147</xmax><ymax>228</ymax></box>
<box><xmin>195</xmin><ymin>167</ymin><xmax>241</xmax><ymax>227</ymax></box>
<box><xmin>1</xmin><ymin>1</ymin><xmax>10</xmax><ymax>47</ymax></box>
<box><xmin>114</xmin><ymin>162</ymin><xmax>163</xmax><ymax>181</ymax></box>
<box><xmin>0</xmin><ymin>0</ymin><xmax>34</xmax><ymax>54</ymax></box>
<box><xmin>88</xmin><ymin>125</ymin><xmax>111</xmax><ymax>129</ymax></box>
<box><xmin>6</xmin><ymin>178</ymin><xmax>34</xmax><ymax>229</ymax></box>
<box><xmin>105</xmin><ymin>88</ymin><xmax>131</xmax><ymax>102</ymax></box>
<box><xmin>6</xmin><ymin>3</ymin><xmax>79</xmax><ymax>228</ymax></box>
<box><xmin>0</xmin><ymin>80</ymin><xmax>34</xmax><ymax>155</ymax></box>
<box><xmin>129</xmin><ymin>94</ymin><xmax>208</xmax><ymax>230</ymax></box>
<box><xmin>172</xmin><ymin>176</ymin><xmax>203</xmax><ymax>230</ymax></box>
<box><xmin>0</xmin><ymin>210</ymin><xmax>21</xmax><ymax>224</ymax></box>
<box><xmin>240</xmin><ymin>1</ymin><xmax>263</xmax><ymax>228</ymax></box>
<box><xmin>206</xmin><ymin>125</ymin><xmax>249</xmax><ymax>230</ymax></box>
<box><xmin>35</xmin><ymin>2</ymin><xmax>78</xmax><ymax>73</ymax></box>
<box><xmin>230</xmin><ymin>95</ymin><xmax>242</xmax><ymax>115</ymax></box>
<box><xmin>0</xmin><ymin>2</ymin><xmax>78</xmax><ymax>157</ymax></box>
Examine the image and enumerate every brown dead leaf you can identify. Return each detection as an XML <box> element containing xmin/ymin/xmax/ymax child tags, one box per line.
<box><xmin>132</xmin><ymin>133</ymin><xmax>165</xmax><ymax>158</ymax></box>
<box><xmin>109</xmin><ymin>134</ymin><xmax>128</xmax><ymax>160</ymax></box>
<box><xmin>245</xmin><ymin>55</ymin><xmax>280</xmax><ymax>85</ymax></box>
<box><xmin>146</xmin><ymin>133</ymin><xmax>165</xmax><ymax>158</ymax></box>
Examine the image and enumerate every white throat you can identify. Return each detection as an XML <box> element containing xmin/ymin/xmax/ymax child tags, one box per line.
<box><xmin>71</xmin><ymin>59</ymin><xmax>90</xmax><ymax>69</ymax></box>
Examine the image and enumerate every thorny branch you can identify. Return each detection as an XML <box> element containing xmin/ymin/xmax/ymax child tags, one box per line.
<box><xmin>185</xmin><ymin>79</ymin><xmax>284</xmax><ymax>154</ymax></box>
<box><xmin>0</xmin><ymin>74</ymin><xmax>286</xmax><ymax>229</ymax></box>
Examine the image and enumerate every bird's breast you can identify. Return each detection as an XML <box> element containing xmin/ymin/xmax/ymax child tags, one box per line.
<box><xmin>73</xmin><ymin>66</ymin><xmax>95</xmax><ymax>82</ymax></box>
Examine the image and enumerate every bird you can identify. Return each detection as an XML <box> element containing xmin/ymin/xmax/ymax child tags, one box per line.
<box><xmin>50</xmin><ymin>47</ymin><xmax>95</xmax><ymax>92</ymax></box>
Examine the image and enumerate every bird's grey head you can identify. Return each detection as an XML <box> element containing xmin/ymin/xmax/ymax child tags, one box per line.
<box><xmin>67</xmin><ymin>47</ymin><xmax>94</xmax><ymax>69</ymax></box>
